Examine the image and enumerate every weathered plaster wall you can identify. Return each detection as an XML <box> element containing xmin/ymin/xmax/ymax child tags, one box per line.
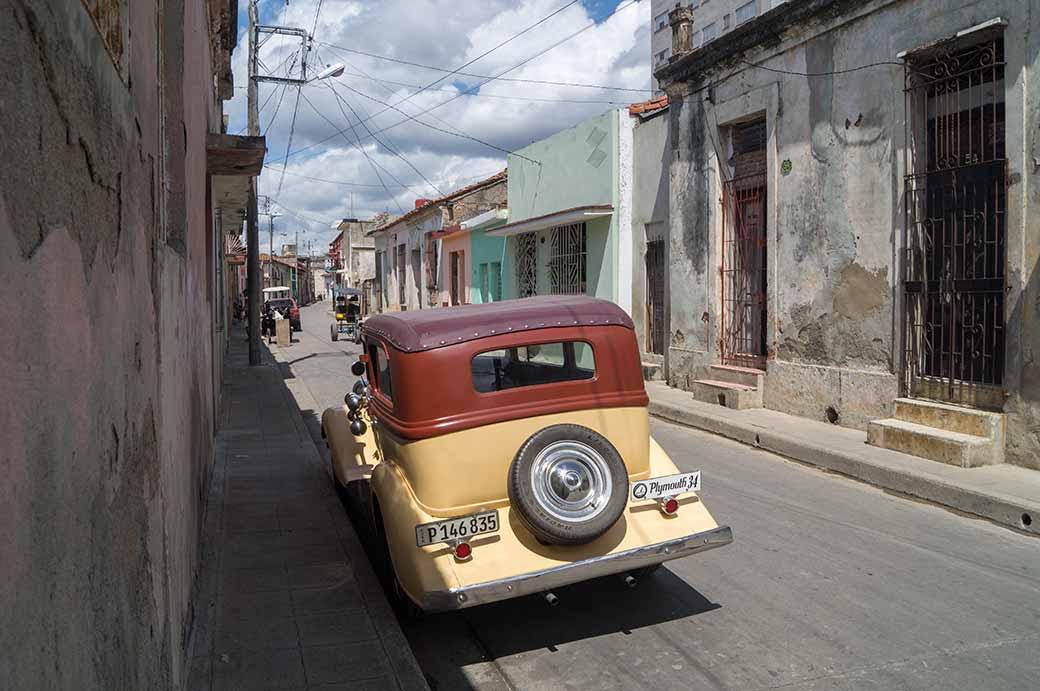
<box><xmin>0</xmin><ymin>0</ymin><xmax>221</xmax><ymax>687</ymax></box>
<box><xmin>631</xmin><ymin>109</ymin><xmax>672</xmax><ymax>358</ymax></box>
<box><xmin>507</xmin><ymin>111</ymin><xmax>615</xmax><ymax>221</ymax></box>
<box><xmin>664</xmin><ymin>0</ymin><xmax>1040</xmax><ymax>463</ymax></box>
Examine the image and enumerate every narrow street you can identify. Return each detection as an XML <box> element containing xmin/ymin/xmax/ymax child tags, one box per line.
<box><xmin>287</xmin><ymin>303</ymin><xmax>1040</xmax><ymax>691</ymax></box>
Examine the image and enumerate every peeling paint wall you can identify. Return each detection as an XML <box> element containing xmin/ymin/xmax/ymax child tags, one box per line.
<box><xmin>0</xmin><ymin>0</ymin><xmax>224</xmax><ymax>687</ymax></box>
<box><xmin>631</xmin><ymin>108</ymin><xmax>672</xmax><ymax>359</ymax></box>
<box><xmin>664</xmin><ymin>0</ymin><xmax>1040</xmax><ymax>467</ymax></box>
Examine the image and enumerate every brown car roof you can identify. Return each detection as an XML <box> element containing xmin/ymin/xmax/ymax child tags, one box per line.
<box><xmin>362</xmin><ymin>295</ymin><xmax>635</xmax><ymax>353</ymax></box>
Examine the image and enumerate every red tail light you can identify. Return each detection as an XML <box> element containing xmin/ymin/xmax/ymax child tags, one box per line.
<box><xmin>661</xmin><ymin>498</ymin><xmax>679</xmax><ymax>515</ymax></box>
<box><xmin>453</xmin><ymin>542</ymin><xmax>472</xmax><ymax>560</ymax></box>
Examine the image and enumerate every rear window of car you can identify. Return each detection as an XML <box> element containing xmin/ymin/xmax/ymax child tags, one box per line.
<box><xmin>269</xmin><ymin>299</ymin><xmax>293</xmax><ymax>311</ymax></box>
<box><xmin>471</xmin><ymin>341</ymin><xmax>595</xmax><ymax>393</ymax></box>
<box><xmin>369</xmin><ymin>344</ymin><xmax>392</xmax><ymax>400</ymax></box>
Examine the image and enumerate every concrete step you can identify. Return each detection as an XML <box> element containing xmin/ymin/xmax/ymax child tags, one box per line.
<box><xmin>893</xmin><ymin>397</ymin><xmax>1004</xmax><ymax>442</ymax></box>
<box><xmin>642</xmin><ymin>361</ymin><xmax>664</xmax><ymax>381</ymax></box>
<box><xmin>691</xmin><ymin>378</ymin><xmax>763</xmax><ymax>410</ymax></box>
<box><xmin>866</xmin><ymin>418</ymin><xmax>1001</xmax><ymax>468</ymax></box>
<box><xmin>704</xmin><ymin>364</ymin><xmax>765</xmax><ymax>389</ymax></box>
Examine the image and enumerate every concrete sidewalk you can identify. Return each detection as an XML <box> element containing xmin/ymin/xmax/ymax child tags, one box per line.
<box><xmin>647</xmin><ymin>381</ymin><xmax>1040</xmax><ymax>537</ymax></box>
<box><xmin>187</xmin><ymin>325</ymin><xmax>427</xmax><ymax>691</ymax></box>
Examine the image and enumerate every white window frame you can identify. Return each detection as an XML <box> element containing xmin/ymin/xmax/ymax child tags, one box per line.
<box><xmin>702</xmin><ymin>22</ymin><xmax>718</xmax><ymax>43</ymax></box>
<box><xmin>654</xmin><ymin>11</ymin><xmax>670</xmax><ymax>32</ymax></box>
<box><xmin>736</xmin><ymin>1</ymin><xmax>757</xmax><ymax>24</ymax></box>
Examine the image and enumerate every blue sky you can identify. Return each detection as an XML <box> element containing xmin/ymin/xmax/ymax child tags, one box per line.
<box><xmin>227</xmin><ymin>0</ymin><xmax>651</xmax><ymax>252</ymax></box>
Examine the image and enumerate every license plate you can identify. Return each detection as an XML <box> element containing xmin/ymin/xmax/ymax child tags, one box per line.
<box><xmin>415</xmin><ymin>510</ymin><xmax>499</xmax><ymax>547</ymax></box>
<box><xmin>631</xmin><ymin>471</ymin><xmax>701</xmax><ymax>502</ymax></box>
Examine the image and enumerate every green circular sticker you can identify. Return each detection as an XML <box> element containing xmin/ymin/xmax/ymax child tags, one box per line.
<box><xmin>780</xmin><ymin>159</ymin><xmax>793</xmax><ymax>176</ymax></box>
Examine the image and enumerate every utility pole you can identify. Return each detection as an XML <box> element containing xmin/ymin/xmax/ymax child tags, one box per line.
<box><xmin>245</xmin><ymin>1</ymin><xmax>343</xmax><ymax>342</ymax></box>
<box><xmin>246</xmin><ymin>0</ymin><xmax>261</xmax><ymax>365</ymax></box>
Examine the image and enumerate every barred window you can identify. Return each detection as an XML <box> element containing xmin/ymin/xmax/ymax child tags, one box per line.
<box><xmin>548</xmin><ymin>223</ymin><xmax>586</xmax><ymax>295</ymax></box>
<box><xmin>516</xmin><ymin>232</ymin><xmax>538</xmax><ymax>298</ymax></box>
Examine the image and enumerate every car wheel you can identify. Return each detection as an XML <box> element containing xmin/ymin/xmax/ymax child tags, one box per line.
<box><xmin>330</xmin><ymin>323</ymin><xmax>338</xmax><ymax>341</ymax></box>
<box><xmin>508</xmin><ymin>424</ymin><xmax>629</xmax><ymax>546</ymax></box>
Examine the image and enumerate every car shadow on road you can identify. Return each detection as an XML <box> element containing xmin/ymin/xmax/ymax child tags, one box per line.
<box><xmin>401</xmin><ymin>567</ymin><xmax>721</xmax><ymax>690</ymax></box>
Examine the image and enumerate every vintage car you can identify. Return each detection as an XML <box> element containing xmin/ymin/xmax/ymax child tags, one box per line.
<box><xmin>321</xmin><ymin>295</ymin><xmax>732</xmax><ymax>612</ymax></box>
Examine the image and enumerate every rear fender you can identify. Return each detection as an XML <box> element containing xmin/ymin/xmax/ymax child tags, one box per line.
<box><xmin>321</xmin><ymin>406</ymin><xmax>379</xmax><ymax>485</ymax></box>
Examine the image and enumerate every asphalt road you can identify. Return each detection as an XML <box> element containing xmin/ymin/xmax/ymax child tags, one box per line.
<box><xmin>292</xmin><ymin>303</ymin><xmax>1040</xmax><ymax>691</ymax></box>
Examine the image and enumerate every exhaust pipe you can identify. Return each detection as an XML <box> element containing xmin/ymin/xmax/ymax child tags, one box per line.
<box><xmin>623</xmin><ymin>574</ymin><xmax>637</xmax><ymax>588</ymax></box>
<box><xmin>544</xmin><ymin>591</ymin><xmax>559</xmax><ymax>607</ymax></box>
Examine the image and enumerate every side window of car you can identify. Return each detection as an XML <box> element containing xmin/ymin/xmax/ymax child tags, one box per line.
<box><xmin>471</xmin><ymin>341</ymin><xmax>595</xmax><ymax>393</ymax></box>
<box><xmin>369</xmin><ymin>344</ymin><xmax>392</xmax><ymax>400</ymax></box>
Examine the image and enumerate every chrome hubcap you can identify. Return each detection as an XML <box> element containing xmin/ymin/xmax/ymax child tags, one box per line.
<box><xmin>531</xmin><ymin>441</ymin><xmax>612</xmax><ymax>523</ymax></box>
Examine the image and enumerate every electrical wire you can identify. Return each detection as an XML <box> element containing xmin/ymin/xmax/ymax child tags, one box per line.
<box><xmin>261</xmin><ymin>165</ymin><xmax>505</xmax><ymax>190</ymax></box>
<box><xmin>317</xmin><ymin>45</ymin><xmax>653</xmax><ymax>93</ymax></box>
<box><xmin>737</xmin><ymin>57</ymin><xmax>903</xmax><ymax>77</ymax></box>
<box><xmin>339</xmin><ymin>70</ymin><xmax>629</xmax><ymax>104</ymax></box>
<box><xmin>331</xmin><ymin>80</ymin><xmax>539</xmax><ymax>164</ymax></box>
<box><xmin>274</xmin><ymin>85</ymin><xmax>303</xmax><ymax>200</ymax></box>
<box><xmin>298</xmin><ymin>89</ymin><xmax>408</xmax><ymax>213</ymax></box>
<box><xmin>326</xmin><ymin>82</ymin><xmax>446</xmax><ymax>197</ymax></box>
<box><xmin>270</xmin><ymin>200</ymin><xmax>338</xmax><ymax>227</ymax></box>
<box><xmin>359</xmin><ymin>0</ymin><xmax>581</xmax><ymax>123</ymax></box>
<box><xmin>291</xmin><ymin>0</ymin><xmax>643</xmax><ymax>161</ymax></box>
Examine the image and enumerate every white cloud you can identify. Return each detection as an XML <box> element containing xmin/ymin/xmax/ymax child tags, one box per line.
<box><xmin>229</xmin><ymin>0</ymin><xmax>652</xmax><ymax>253</ymax></box>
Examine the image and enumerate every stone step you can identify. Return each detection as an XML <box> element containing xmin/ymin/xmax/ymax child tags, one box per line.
<box><xmin>691</xmin><ymin>378</ymin><xmax>762</xmax><ymax>410</ymax></box>
<box><xmin>704</xmin><ymin>364</ymin><xmax>765</xmax><ymax>389</ymax></box>
<box><xmin>893</xmin><ymin>397</ymin><xmax>1004</xmax><ymax>441</ymax></box>
<box><xmin>641</xmin><ymin>362</ymin><xmax>663</xmax><ymax>381</ymax></box>
<box><xmin>866</xmin><ymin>418</ymin><xmax>1001</xmax><ymax>468</ymax></box>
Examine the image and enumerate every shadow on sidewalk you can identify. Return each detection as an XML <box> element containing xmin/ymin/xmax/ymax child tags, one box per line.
<box><xmin>189</xmin><ymin>322</ymin><xmax>427</xmax><ymax>691</ymax></box>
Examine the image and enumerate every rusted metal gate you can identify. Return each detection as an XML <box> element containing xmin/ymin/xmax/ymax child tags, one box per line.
<box><xmin>645</xmin><ymin>239</ymin><xmax>666</xmax><ymax>355</ymax></box>
<box><xmin>720</xmin><ymin>120</ymin><xmax>768</xmax><ymax>369</ymax></box>
<box><xmin>903</xmin><ymin>36</ymin><xmax>1006</xmax><ymax>407</ymax></box>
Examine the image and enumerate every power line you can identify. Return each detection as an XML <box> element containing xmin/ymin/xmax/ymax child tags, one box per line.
<box><xmin>360</xmin><ymin>0</ymin><xmax>581</xmax><ymax>123</ymax></box>
<box><xmin>261</xmin><ymin>165</ymin><xmax>504</xmax><ymax>189</ymax></box>
<box><xmin>321</xmin><ymin>48</ymin><xmax>498</xmax><ymax>151</ymax></box>
<box><xmin>337</xmin><ymin>69</ymin><xmax>628</xmax><ymax>105</ymax></box>
<box><xmin>737</xmin><ymin>57</ymin><xmax>903</xmax><ymax>77</ymax></box>
<box><xmin>270</xmin><ymin>200</ymin><xmax>337</xmax><ymax>227</ymax></box>
<box><xmin>288</xmin><ymin>0</ymin><xmax>643</xmax><ymax>161</ymax></box>
<box><xmin>318</xmin><ymin>43</ymin><xmax>652</xmax><ymax>93</ymax></box>
<box><xmin>273</xmin><ymin>85</ymin><xmax>303</xmax><ymax>200</ymax></box>
<box><xmin>326</xmin><ymin>82</ymin><xmax>445</xmax><ymax>197</ymax></box>
<box><xmin>330</xmin><ymin>80</ymin><xmax>539</xmax><ymax>164</ymax></box>
<box><xmin>298</xmin><ymin>89</ymin><xmax>409</xmax><ymax>212</ymax></box>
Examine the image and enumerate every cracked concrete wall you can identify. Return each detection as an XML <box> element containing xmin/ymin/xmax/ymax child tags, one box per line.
<box><xmin>664</xmin><ymin>0</ymin><xmax>1040</xmax><ymax>466</ymax></box>
<box><xmin>0</xmin><ymin>0</ymin><xmax>222</xmax><ymax>687</ymax></box>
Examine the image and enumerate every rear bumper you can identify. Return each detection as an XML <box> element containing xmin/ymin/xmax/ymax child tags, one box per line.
<box><xmin>421</xmin><ymin>525</ymin><xmax>732</xmax><ymax>611</ymax></box>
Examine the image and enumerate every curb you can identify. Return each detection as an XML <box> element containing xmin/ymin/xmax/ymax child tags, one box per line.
<box><xmin>648</xmin><ymin>399</ymin><xmax>1040</xmax><ymax>537</ymax></box>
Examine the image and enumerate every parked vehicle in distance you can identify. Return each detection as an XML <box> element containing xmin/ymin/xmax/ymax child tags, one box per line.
<box><xmin>261</xmin><ymin>286</ymin><xmax>301</xmax><ymax>332</ymax></box>
<box><xmin>321</xmin><ymin>295</ymin><xmax>732</xmax><ymax>612</ymax></box>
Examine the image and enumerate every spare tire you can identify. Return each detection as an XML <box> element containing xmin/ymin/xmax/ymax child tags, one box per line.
<box><xmin>508</xmin><ymin>424</ymin><xmax>629</xmax><ymax>546</ymax></box>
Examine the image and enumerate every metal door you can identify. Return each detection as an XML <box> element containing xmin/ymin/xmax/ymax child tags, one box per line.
<box><xmin>903</xmin><ymin>36</ymin><xmax>1006</xmax><ymax>407</ymax></box>
<box><xmin>721</xmin><ymin>173</ymin><xmax>767</xmax><ymax>368</ymax></box>
<box><xmin>645</xmin><ymin>239</ymin><xmax>666</xmax><ymax>355</ymax></box>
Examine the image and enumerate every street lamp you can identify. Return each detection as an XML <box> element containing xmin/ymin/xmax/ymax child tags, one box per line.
<box><xmin>310</xmin><ymin>63</ymin><xmax>345</xmax><ymax>82</ymax></box>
